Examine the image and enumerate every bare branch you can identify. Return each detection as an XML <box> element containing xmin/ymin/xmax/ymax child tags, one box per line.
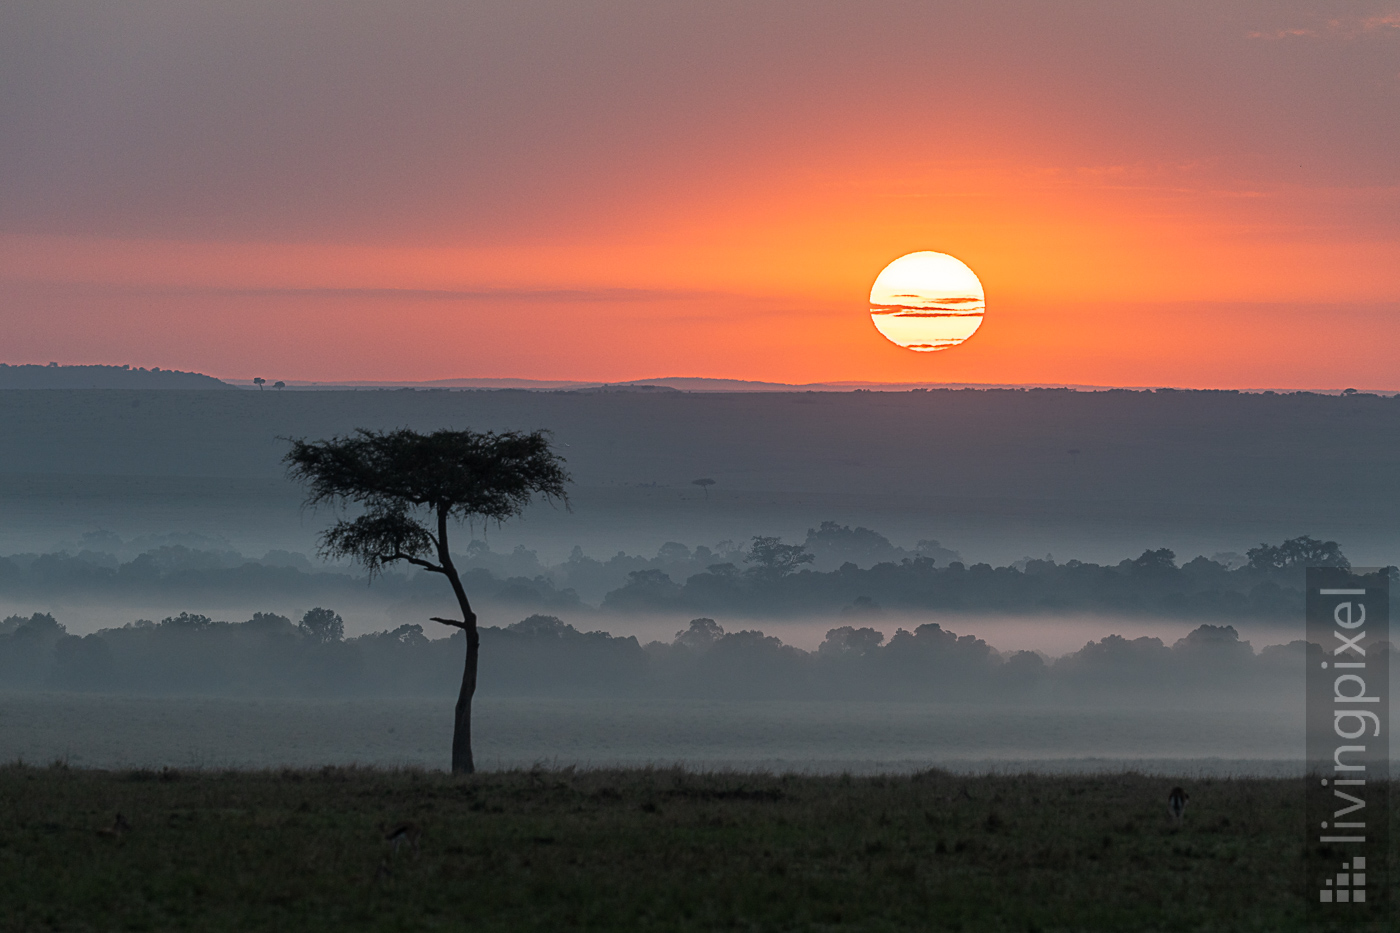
<box><xmin>315</xmin><ymin>508</ymin><xmax>436</xmax><ymax>579</ymax></box>
<box><xmin>429</xmin><ymin>617</ymin><xmax>469</xmax><ymax>629</ymax></box>
<box><xmin>392</xmin><ymin>552</ymin><xmax>445</xmax><ymax>574</ymax></box>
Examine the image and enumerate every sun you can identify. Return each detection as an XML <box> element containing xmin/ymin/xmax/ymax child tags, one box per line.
<box><xmin>869</xmin><ymin>251</ymin><xmax>985</xmax><ymax>352</ymax></box>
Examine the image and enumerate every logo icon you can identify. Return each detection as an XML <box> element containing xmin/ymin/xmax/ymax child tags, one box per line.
<box><xmin>1320</xmin><ymin>857</ymin><xmax>1366</xmax><ymax>903</ymax></box>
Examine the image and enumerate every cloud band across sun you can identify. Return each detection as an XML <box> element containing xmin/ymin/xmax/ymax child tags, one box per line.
<box><xmin>869</xmin><ymin>252</ymin><xmax>986</xmax><ymax>352</ymax></box>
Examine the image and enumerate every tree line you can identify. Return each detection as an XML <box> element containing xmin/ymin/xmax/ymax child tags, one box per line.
<box><xmin>0</xmin><ymin>533</ymin><xmax>1362</xmax><ymax>623</ymax></box>
<box><xmin>598</xmin><ymin>534</ymin><xmax>1358</xmax><ymax>620</ymax></box>
<box><xmin>0</xmin><ymin>607</ymin><xmax>1342</xmax><ymax>701</ymax></box>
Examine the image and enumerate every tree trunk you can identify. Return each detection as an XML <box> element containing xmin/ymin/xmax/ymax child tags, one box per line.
<box><xmin>438</xmin><ymin>506</ymin><xmax>478</xmax><ymax>774</ymax></box>
<box><xmin>452</xmin><ymin>626</ymin><xmax>478</xmax><ymax>774</ymax></box>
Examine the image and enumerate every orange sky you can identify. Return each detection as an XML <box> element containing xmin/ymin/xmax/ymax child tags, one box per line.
<box><xmin>1</xmin><ymin>1</ymin><xmax>1397</xmax><ymax>388</ymax></box>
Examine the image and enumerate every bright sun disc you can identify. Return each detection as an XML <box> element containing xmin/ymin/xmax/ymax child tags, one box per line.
<box><xmin>869</xmin><ymin>251</ymin><xmax>985</xmax><ymax>352</ymax></box>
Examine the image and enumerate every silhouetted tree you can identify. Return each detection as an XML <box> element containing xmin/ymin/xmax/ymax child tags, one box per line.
<box><xmin>1246</xmin><ymin>535</ymin><xmax>1349</xmax><ymax>572</ymax></box>
<box><xmin>691</xmin><ymin>478</ymin><xmax>716</xmax><ymax>500</ymax></box>
<box><xmin>674</xmin><ymin>617</ymin><xmax>724</xmax><ymax>651</ymax></box>
<box><xmin>245</xmin><ymin>612</ymin><xmax>294</xmax><ymax>633</ymax></box>
<box><xmin>1130</xmin><ymin>548</ymin><xmax>1177</xmax><ymax>574</ymax></box>
<box><xmin>507</xmin><ymin>614</ymin><xmax>573</xmax><ymax>639</ymax></box>
<box><xmin>744</xmin><ymin>536</ymin><xmax>815</xmax><ymax>581</ymax></box>
<box><xmin>804</xmin><ymin>521</ymin><xmax>902</xmax><ymax>567</ymax></box>
<box><xmin>285</xmin><ymin>427</ymin><xmax>569</xmax><ymax>773</ymax></box>
<box><xmin>274</xmin><ymin>381</ymin><xmax>286</xmax><ymax>391</ymax></box>
<box><xmin>161</xmin><ymin>612</ymin><xmax>213</xmax><ymax>630</ymax></box>
<box><xmin>818</xmin><ymin>625</ymin><xmax>884</xmax><ymax>657</ymax></box>
<box><xmin>253</xmin><ymin>377</ymin><xmax>265</xmax><ymax>390</ymax></box>
<box><xmin>299</xmin><ymin>607</ymin><xmax>344</xmax><ymax>644</ymax></box>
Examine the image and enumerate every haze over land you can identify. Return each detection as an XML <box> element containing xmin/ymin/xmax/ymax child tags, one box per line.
<box><xmin>1</xmin><ymin>378</ymin><xmax>1394</xmax><ymax>673</ymax></box>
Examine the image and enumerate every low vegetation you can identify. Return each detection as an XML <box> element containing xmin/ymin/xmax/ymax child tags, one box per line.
<box><xmin>0</xmin><ymin>764</ymin><xmax>1380</xmax><ymax>931</ymax></box>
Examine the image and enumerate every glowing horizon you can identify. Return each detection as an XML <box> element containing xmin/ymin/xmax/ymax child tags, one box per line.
<box><xmin>0</xmin><ymin>2</ymin><xmax>1396</xmax><ymax>389</ymax></box>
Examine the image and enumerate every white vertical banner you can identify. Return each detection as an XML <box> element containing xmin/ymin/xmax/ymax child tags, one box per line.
<box><xmin>1306</xmin><ymin>567</ymin><xmax>1390</xmax><ymax>927</ymax></box>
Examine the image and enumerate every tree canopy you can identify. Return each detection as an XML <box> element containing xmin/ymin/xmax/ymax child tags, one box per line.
<box><xmin>285</xmin><ymin>428</ymin><xmax>570</xmax><ymax>579</ymax></box>
<box><xmin>744</xmin><ymin>536</ymin><xmax>815</xmax><ymax>580</ymax></box>
<box><xmin>1246</xmin><ymin>535</ymin><xmax>1349</xmax><ymax>572</ymax></box>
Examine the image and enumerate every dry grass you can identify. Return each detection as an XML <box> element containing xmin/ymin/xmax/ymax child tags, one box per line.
<box><xmin>0</xmin><ymin>763</ymin><xmax>1386</xmax><ymax>931</ymax></box>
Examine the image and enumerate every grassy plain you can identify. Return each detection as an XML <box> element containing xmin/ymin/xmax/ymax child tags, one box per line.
<box><xmin>0</xmin><ymin>764</ymin><xmax>1385</xmax><ymax>932</ymax></box>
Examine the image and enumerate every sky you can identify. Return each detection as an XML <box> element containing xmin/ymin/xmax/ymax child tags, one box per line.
<box><xmin>1</xmin><ymin>1</ymin><xmax>1398</xmax><ymax>388</ymax></box>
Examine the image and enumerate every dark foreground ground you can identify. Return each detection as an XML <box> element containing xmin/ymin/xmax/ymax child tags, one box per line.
<box><xmin>0</xmin><ymin>765</ymin><xmax>1387</xmax><ymax>932</ymax></box>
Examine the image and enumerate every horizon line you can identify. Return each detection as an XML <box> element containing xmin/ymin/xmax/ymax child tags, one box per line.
<box><xmin>216</xmin><ymin>374</ymin><xmax>1400</xmax><ymax>395</ymax></box>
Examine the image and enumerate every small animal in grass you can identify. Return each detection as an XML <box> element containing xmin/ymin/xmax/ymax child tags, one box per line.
<box><xmin>1167</xmin><ymin>787</ymin><xmax>1189</xmax><ymax>825</ymax></box>
<box><xmin>383</xmin><ymin>821</ymin><xmax>422</xmax><ymax>855</ymax></box>
<box><xmin>96</xmin><ymin>813</ymin><xmax>132</xmax><ymax>838</ymax></box>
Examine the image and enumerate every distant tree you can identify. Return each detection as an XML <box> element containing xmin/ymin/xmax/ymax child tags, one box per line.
<box><xmin>691</xmin><ymin>478</ymin><xmax>716</xmax><ymax>500</ymax></box>
<box><xmin>818</xmin><ymin>625</ymin><xmax>885</xmax><ymax>658</ymax></box>
<box><xmin>0</xmin><ymin>612</ymin><xmax>64</xmax><ymax>639</ymax></box>
<box><xmin>299</xmin><ymin>607</ymin><xmax>345</xmax><ymax>644</ymax></box>
<box><xmin>674</xmin><ymin>617</ymin><xmax>725</xmax><ymax>651</ymax></box>
<box><xmin>285</xmin><ymin>427</ymin><xmax>569</xmax><ymax>773</ymax></box>
<box><xmin>804</xmin><ymin>521</ymin><xmax>901</xmax><ymax>567</ymax></box>
<box><xmin>657</xmin><ymin>542</ymin><xmax>691</xmax><ymax>562</ymax></box>
<box><xmin>245</xmin><ymin>612</ymin><xmax>293</xmax><ymax>633</ymax></box>
<box><xmin>1246</xmin><ymin>535</ymin><xmax>1349</xmax><ymax>572</ymax></box>
<box><xmin>375</xmin><ymin>623</ymin><xmax>429</xmax><ymax>647</ymax></box>
<box><xmin>508</xmin><ymin>615</ymin><xmax>572</xmax><ymax>639</ymax></box>
<box><xmin>161</xmin><ymin>612</ymin><xmax>214</xmax><ymax>630</ymax></box>
<box><xmin>1130</xmin><ymin>548</ymin><xmax>1177</xmax><ymax>574</ymax></box>
<box><xmin>253</xmin><ymin>377</ymin><xmax>265</xmax><ymax>390</ymax></box>
<box><xmin>601</xmin><ymin>569</ymin><xmax>684</xmax><ymax>611</ymax></box>
<box><xmin>914</xmin><ymin>539</ymin><xmax>961</xmax><ymax>565</ymax></box>
<box><xmin>274</xmin><ymin>381</ymin><xmax>286</xmax><ymax>391</ymax></box>
<box><xmin>1210</xmin><ymin>551</ymin><xmax>1248</xmax><ymax>571</ymax></box>
<box><xmin>744</xmin><ymin>536</ymin><xmax>815</xmax><ymax>581</ymax></box>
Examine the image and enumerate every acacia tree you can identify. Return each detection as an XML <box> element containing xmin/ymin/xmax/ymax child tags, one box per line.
<box><xmin>285</xmin><ymin>428</ymin><xmax>569</xmax><ymax>773</ymax></box>
<box><xmin>744</xmin><ymin>535</ymin><xmax>814</xmax><ymax>581</ymax></box>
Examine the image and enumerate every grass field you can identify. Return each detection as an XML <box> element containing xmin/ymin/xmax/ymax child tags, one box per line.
<box><xmin>1</xmin><ymin>764</ymin><xmax>1388</xmax><ymax>931</ymax></box>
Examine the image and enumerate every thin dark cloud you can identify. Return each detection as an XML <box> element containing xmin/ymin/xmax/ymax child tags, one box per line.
<box><xmin>173</xmin><ymin>285</ymin><xmax>729</xmax><ymax>304</ymax></box>
<box><xmin>870</xmin><ymin>304</ymin><xmax>984</xmax><ymax>316</ymax></box>
<box><xmin>0</xmin><ymin>279</ymin><xmax>733</xmax><ymax>304</ymax></box>
<box><xmin>875</xmin><ymin>311</ymin><xmax>985</xmax><ymax>319</ymax></box>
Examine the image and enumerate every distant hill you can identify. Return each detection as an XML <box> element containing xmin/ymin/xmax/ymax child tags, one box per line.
<box><xmin>0</xmin><ymin>363</ymin><xmax>231</xmax><ymax>389</ymax></box>
<box><xmin>572</xmin><ymin>384</ymin><xmax>682</xmax><ymax>394</ymax></box>
<box><xmin>1</xmin><ymin>385</ymin><xmax>1398</xmax><ymax>568</ymax></box>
